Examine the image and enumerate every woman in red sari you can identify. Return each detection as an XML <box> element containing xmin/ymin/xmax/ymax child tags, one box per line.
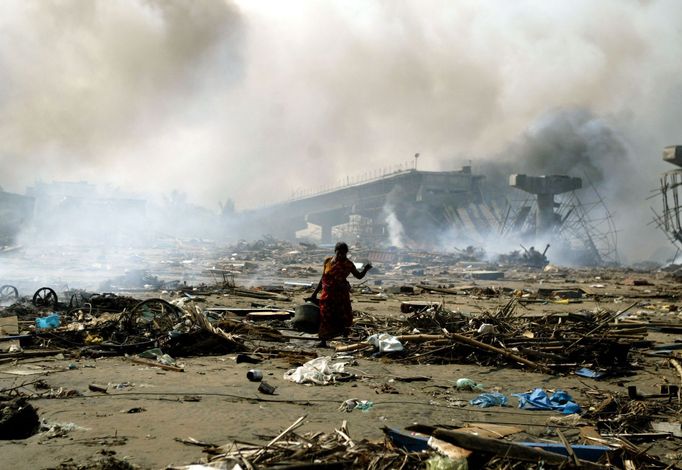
<box><xmin>308</xmin><ymin>242</ymin><xmax>372</xmax><ymax>347</ymax></box>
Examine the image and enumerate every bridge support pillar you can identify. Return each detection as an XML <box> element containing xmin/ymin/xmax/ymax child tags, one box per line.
<box><xmin>320</xmin><ymin>224</ymin><xmax>332</xmax><ymax>244</ymax></box>
<box><xmin>307</xmin><ymin>207</ymin><xmax>350</xmax><ymax>244</ymax></box>
<box><xmin>509</xmin><ymin>174</ymin><xmax>582</xmax><ymax>236</ymax></box>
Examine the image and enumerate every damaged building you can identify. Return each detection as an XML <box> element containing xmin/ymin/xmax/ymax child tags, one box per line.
<box><xmin>0</xmin><ymin>189</ymin><xmax>34</xmax><ymax>246</ymax></box>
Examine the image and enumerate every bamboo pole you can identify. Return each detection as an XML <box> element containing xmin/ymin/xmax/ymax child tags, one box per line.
<box><xmin>445</xmin><ymin>331</ymin><xmax>551</xmax><ymax>373</ymax></box>
<box><xmin>129</xmin><ymin>357</ymin><xmax>184</xmax><ymax>372</ymax></box>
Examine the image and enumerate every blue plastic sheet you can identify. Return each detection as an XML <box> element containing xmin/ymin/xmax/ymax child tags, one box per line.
<box><xmin>517</xmin><ymin>442</ymin><xmax>611</xmax><ymax>462</ymax></box>
<box><xmin>512</xmin><ymin>388</ymin><xmax>580</xmax><ymax>414</ymax></box>
<box><xmin>469</xmin><ymin>392</ymin><xmax>508</xmax><ymax>408</ymax></box>
<box><xmin>35</xmin><ymin>313</ymin><xmax>60</xmax><ymax>329</ymax></box>
<box><xmin>575</xmin><ymin>368</ymin><xmax>606</xmax><ymax>379</ymax></box>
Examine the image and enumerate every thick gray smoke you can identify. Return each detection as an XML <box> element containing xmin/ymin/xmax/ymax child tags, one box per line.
<box><xmin>507</xmin><ymin>109</ymin><xmax>627</xmax><ymax>183</ymax></box>
<box><xmin>0</xmin><ymin>0</ymin><xmax>242</xmax><ymax>198</ymax></box>
<box><xmin>1</xmin><ymin>0</ymin><xmax>682</xmax><ymax>261</ymax></box>
<box><xmin>478</xmin><ymin>108</ymin><xmax>633</xmax><ymax>196</ymax></box>
<box><xmin>479</xmin><ymin>107</ymin><xmax>658</xmax><ymax>262</ymax></box>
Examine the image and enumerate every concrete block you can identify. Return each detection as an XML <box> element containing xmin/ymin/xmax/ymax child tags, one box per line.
<box><xmin>663</xmin><ymin>145</ymin><xmax>682</xmax><ymax>167</ymax></box>
<box><xmin>509</xmin><ymin>174</ymin><xmax>582</xmax><ymax>195</ymax></box>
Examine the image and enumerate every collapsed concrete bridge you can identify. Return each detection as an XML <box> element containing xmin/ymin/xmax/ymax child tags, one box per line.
<box><xmin>239</xmin><ymin>166</ymin><xmax>499</xmax><ymax>245</ymax></box>
<box><xmin>236</xmin><ymin>164</ymin><xmax>617</xmax><ymax>265</ymax></box>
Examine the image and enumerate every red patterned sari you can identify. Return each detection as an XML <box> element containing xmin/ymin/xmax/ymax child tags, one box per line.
<box><xmin>318</xmin><ymin>257</ymin><xmax>354</xmax><ymax>340</ymax></box>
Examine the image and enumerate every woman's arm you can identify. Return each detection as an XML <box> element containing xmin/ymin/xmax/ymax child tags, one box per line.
<box><xmin>306</xmin><ymin>258</ymin><xmax>329</xmax><ymax>301</ymax></box>
<box><xmin>349</xmin><ymin>260</ymin><xmax>373</xmax><ymax>279</ymax></box>
<box><xmin>309</xmin><ymin>276</ymin><xmax>322</xmax><ymax>298</ymax></box>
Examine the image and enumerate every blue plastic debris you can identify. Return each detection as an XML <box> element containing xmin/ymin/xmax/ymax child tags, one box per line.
<box><xmin>35</xmin><ymin>313</ymin><xmax>60</xmax><ymax>329</ymax></box>
<box><xmin>355</xmin><ymin>400</ymin><xmax>374</xmax><ymax>412</ymax></box>
<box><xmin>382</xmin><ymin>427</ymin><xmax>429</xmax><ymax>452</ymax></box>
<box><xmin>518</xmin><ymin>442</ymin><xmax>611</xmax><ymax>462</ymax></box>
<box><xmin>575</xmin><ymin>368</ymin><xmax>607</xmax><ymax>379</ymax></box>
<box><xmin>470</xmin><ymin>392</ymin><xmax>508</xmax><ymax>408</ymax></box>
<box><xmin>513</xmin><ymin>388</ymin><xmax>580</xmax><ymax>414</ymax></box>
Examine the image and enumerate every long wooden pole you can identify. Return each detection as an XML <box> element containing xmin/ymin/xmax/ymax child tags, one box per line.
<box><xmin>445</xmin><ymin>331</ymin><xmax>551</xmax><ymax>373</ymax></box>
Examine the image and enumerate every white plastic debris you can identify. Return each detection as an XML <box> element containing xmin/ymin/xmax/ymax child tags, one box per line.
<box><xmin>476</xmin><ymin>323</ymin><xmax>496</xmax><ymax>335</ymax></box>
<box><xmin>284</xmin><ymin>356</ymin><xmax>347</xmax><ymax>385</ymax></box>
<box><xmin>40</xmin><ymin>420</ymin><xmax>89</xmax><ymax>437</ymax></box>
<box><xmin>367</xmin><ymin>333</ymin><xmax>404</xmax><ymax>352</ymax></box>
<box><xmin>176</xmin><ymin>464</ymin><xmax>243</xmax><ymax>470</ymax></box>
<box><xmin>454</xmin><ymin>378</ymin><xmax>484</xmax><ymax>391</ymax></box>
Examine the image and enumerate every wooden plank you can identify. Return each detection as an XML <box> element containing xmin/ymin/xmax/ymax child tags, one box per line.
<box><xmin>579</xmin><ymin>426</ymin><xmax>603</xmax><ymax>444</ymax></box>
<box><xmin>246</xmin><ymin>312</ymin><xmax>292</xmax><ymax>320</ymax></box>
<box><xmin>0</xmin><ymin>349</ymin><xmax>67</xmax><ymax>359</ymax></box>
<box><xmin>463</xmin><ymin>424</ymin><xmax>522</xmax><ymax>436</ymax></box>
<box><xmin>129</xmin><ymin>357</ymin><xmax>184</xmax><ymax>372</ymax></box>
<box><xmin>460</xmin><ymin>423</ymin><xmax>523</xmax><ymax>439</ymax></box>
<box><xmin>0</xmin><ymin>316</ymin><xmax>19</xmax><ymax>335</ymax></box>
<box><xmin>428</xmin><ymin>437</ymin><xmax>471</xmax><ymax>459</ymax></box>
<box><xmin>0</xmin><ymin>315</ymin><xmax>20</xmax><ymax>351</ymax></box>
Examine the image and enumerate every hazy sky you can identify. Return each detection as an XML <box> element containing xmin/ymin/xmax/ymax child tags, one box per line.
<box><xmin>1</xmin><ymin>0</ymin><xmax>681</xmax><ymax>258</ymax></box>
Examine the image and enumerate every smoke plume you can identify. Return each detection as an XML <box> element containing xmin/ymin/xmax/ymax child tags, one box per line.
<box><xmin>0</xmin><ymin>0</ymin><xmax>243</xmax><ymax>197</ymax></box>
<box><xmin>1</xmin><ymin>0</ymin><xmax>682</xmax><ymax>260</ymax></box>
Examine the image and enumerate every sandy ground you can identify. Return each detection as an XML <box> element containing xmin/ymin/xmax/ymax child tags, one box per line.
<box><xmin>1</xmin><ymin>268</ymin><xmax>682</xmax><ymax>469</ymax></box>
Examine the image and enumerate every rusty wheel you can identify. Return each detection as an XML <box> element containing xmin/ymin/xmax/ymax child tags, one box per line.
<box><xmin>32</xmin><ymin>287</ymin><xmax>58</xmax><ymax>308</ymax></box>
<box><xmin>68</xmin><ymin>291</ymin><xmax>86</xmax><ymax>309</ymax></box>
<box><xmin>121</xmin><ymin>298</ymin><xmax>184</xmax><ymax>336</ymax></box>
<box><xmin>0</xmin><ymin>285</ymin><xmax>19</xmax><ymax>303</ymax></box>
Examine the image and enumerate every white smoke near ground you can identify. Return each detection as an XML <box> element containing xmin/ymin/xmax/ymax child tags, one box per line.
<box><xmin>0</xmin><ymin>0</ymin><xmax>682</xmax><ymax>262</ymax></box>
<box><xmin>383</xmin><ymin>211</ymin><xmax>406</xmax><ymax>249</ymax></box>
<box><xmin>442</xmin><ymin>108</ymin><xmax>631</xmax><ymax>265</ymax></box>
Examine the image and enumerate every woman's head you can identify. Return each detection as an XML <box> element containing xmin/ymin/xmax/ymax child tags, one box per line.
<box><xmin>335</xmin><ymin>242</ymin><xmax>349</xmax><ymax>256</ymax></box>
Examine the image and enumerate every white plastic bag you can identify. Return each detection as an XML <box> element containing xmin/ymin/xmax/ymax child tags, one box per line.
<box><xmin>284</xmin><ymin>356</ymin><xmax>347</xmax><ymax>385</ymax></box>
<box><xmin>367</xmin><ymin>333</ymin><xmax>404</xmax><ymax>352</ymax></box>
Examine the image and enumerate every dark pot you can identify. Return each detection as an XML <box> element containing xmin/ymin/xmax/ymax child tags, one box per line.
<box><xmin>293</xmin><ymin>302</ymin><xmax>320</xmax><ymax>333</ymax></box>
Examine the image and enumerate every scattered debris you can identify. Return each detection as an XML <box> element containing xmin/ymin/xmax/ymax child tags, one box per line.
<box><xmin>0</xmin><ymin>236</ymin><xmax>680</xmax><ymax>468</ymax></box>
